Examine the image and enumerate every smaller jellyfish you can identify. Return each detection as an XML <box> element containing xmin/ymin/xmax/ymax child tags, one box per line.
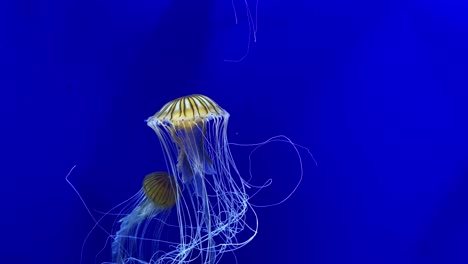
<box><xmin>112</xmin><ymin>171</ymin><xmax>178</xmax><ymax>263</ymax></box>
<box><xmin>143</xmin><ymin>172</ymin><xmax>177</xmax><ymax>209</ymax></box>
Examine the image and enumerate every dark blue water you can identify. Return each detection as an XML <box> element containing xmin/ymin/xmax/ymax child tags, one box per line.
<box><xmin>1</xmin><ymin>0</ymin><xmax>468</xmax><ymax>263</ymax></box>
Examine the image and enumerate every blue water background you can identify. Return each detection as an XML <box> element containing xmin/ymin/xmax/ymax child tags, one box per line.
<box><xmin>1</xmin><ymin>0</ymin><xmax>467</xmax><ymax>263</ymax></box>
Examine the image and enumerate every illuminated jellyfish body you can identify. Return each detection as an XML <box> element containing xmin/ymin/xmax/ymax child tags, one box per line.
<box><xmin>112</xmin><ymin>94</ymin><xmax>254</xmax><ymax>264</ymax></box>
<box><xmin>111</xmin><ymin>171</ymin><xmax>178</xmax><ymax>263</ymax></box>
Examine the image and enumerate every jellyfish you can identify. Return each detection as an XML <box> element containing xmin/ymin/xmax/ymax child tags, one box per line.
<box><xmin>144</xmin><ymin>94</ymin><xmax>252</xmax><ymax>264</ymax></box>
<box><xmin>112</xmin><ymin>171</ymin><xmax>179</xmax><ymax>263</ymax></box>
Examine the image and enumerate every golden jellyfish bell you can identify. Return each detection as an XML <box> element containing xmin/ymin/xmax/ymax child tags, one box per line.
<box><xmin>143</xmin><ymin>172</ymin><xmax>178</xmax><ymax>209</ymax></box>
<box><xmin>146</xmin><ymin>94</ymin><xmax>228</xmax><ymax>131</ymax></box>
